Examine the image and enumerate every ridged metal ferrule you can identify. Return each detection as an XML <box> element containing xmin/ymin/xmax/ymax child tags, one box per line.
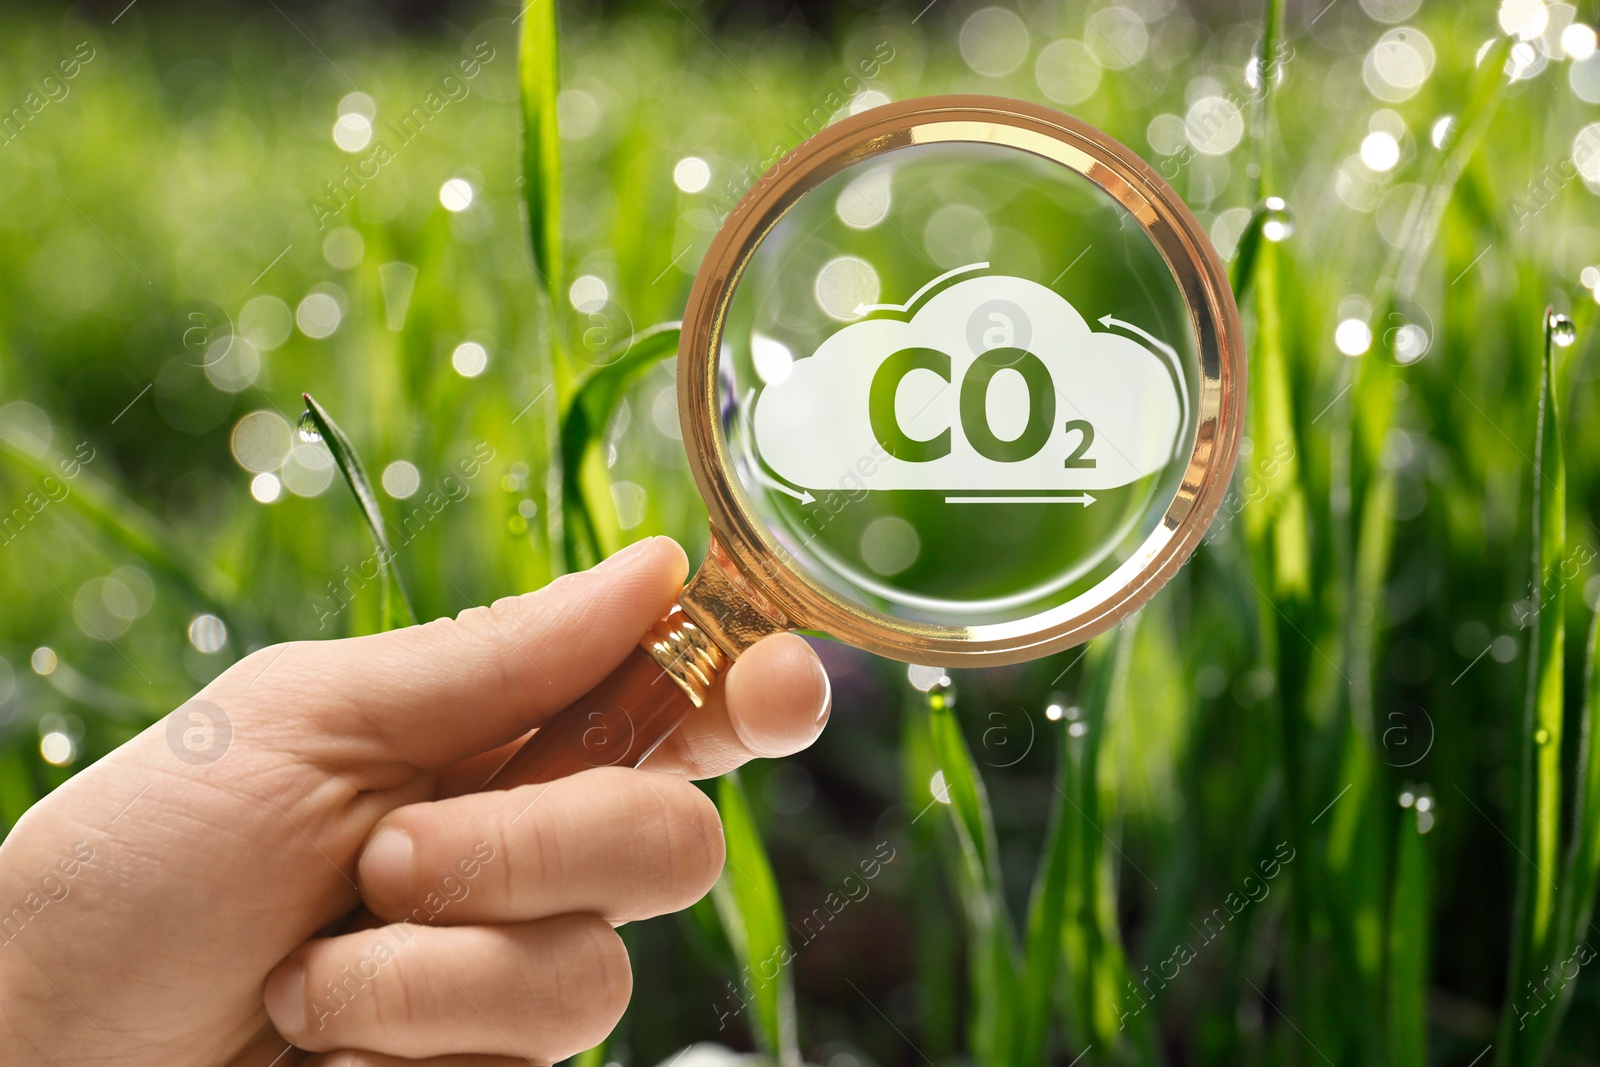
<box><xmin>640</xmin><ymin>609</ymin><xmax>729</xmax><ymax>707</ymax></box>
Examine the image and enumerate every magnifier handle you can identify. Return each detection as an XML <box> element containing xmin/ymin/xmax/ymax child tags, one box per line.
<box><xmin>481</xmin><ymin>541</ymin><xmax>789</xmax><ymax>789</ymax></box>
<box><xmin>481</xmin><ymin>626</ymin><xmax>714</xmax><ymax>788</ymax></box>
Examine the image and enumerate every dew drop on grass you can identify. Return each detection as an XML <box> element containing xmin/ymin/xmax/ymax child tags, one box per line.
<box><xmin>927</xmin><ymin>676</ymin><xmax>956</xmax><ymax>712</ymax></box>
<box><xmin>1260</xmin><ymin>196</ymin><xmax>1295</xmax><ymax>242</ymax></box>
<box><xmin>1536</xmin><ymin>728</ymin><xmax>1552</xmax><ymax>745</ymax></box>
<box><xmin>1549</xmin><ymin>312</ymin><xmax>1577</xmax><ymax>348</ymax></box>
<box><xmin>296</xmin><ymin>411</ymin><xmax>323</xmax><ymax>443</ymax></box>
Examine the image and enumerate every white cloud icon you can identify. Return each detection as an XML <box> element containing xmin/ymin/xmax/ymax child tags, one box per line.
<box><xmin>752</xmin><ymin>269</ymin><xmax>1187</xmax><ymax>497</ymax></box>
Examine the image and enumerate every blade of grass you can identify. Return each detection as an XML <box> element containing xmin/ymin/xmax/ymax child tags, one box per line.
<box><xmin>518</xmin><ymin>0</ymin><xmax>571</xmax><ymax>574</ymax></box>
<box><xmin>1254</xmin><ymin>0</ymin><xmax>1284</xmax><ymax>195</ymax></box>
<box><xmin>1388</xmin><ymin>39</ymin><xmax>1512</xmax><ymax>307</ymax></box>
<box><xmin>1228</xmin><ymin>204</ymin><xmax>1268</xmax><ymax>300</ymax></box>
<box><xmin>1020</xmin><ymin>704</ymin><xmax>1077</xmax><ymax>1066</ymax></box>
<box><xmin>901</xmin><ymin>680</ymin><xmax>962</xmax><ymax>1058</ymax></box>
<box><xmin>1387</xmin><ymin>805</ymin><xmax>1431</xmax><ymax>1067</ymax></box>
<box><xmin>926</xmin><ymin>679</ymin><xmax>1020</xmax><ymax>1065</ymax></box>
<box><xmin>1023</xmin><ymin>624</ymin><xmax>1152</xmax><ymax>1064</ymax></box>
<box><xmin>1538</xmin><ymin>605</ymin><xmax>1600</xmax><ymax>1063</ymax></box>
<box><xmin>1337</xmin><ymin>38</ymin><xmax>1514</xmax><ymax>1064</ymax></box>
<box><xmin>558</xmin><ymin>322</ymin><xmax>680</xmax><ymax>569</ymax></box>
<box><xmin>519</xmin><ymin>0</ymin><xmax>561</xmax><ymax>315</ymax></box>
<box><xmin>1516</xmin><ymin>604</ymin><xmax>1600</xmax><ymax>1062</ymax></box>
<box><xmin>301</xmin><ymin>393</ymin><xmax>417</xmax><ymax>632</ymax></box>
<box><xmin>1231</xmin><ymin>0</ymin><xmax>1288</xmax><ymax>304</ymax></box>
<box><xmin>711</xmin><ymin>771</ymin><xmax>800</xmax><ymax>1067</ymax></box>
<box><xmin>1499</xmin><ymin>309</ymin><xmax>1568</xmax><ymax>1066</ymax></box>
<box><xmin>1341</xmin><ymin>44</ymin><xmax>1513</xmax><ymax>714</ymax></box>
<box><xmin>1059</xmin><ymin>622</ymin><xmax>1151</xmax><ymax>1059</ymax></box>
<box><xmin>681</xmin><ymin>893</ymin><xmax>738</xmax><ymax>975</ymax></box>
<box><xmin>1352</xmin><ymin>38</ymin><xmax>1511</xmax><ymax>483</ymax></box>
<box><xmin>1238</xmin><ymin>0</ymin><xmax>1335</xmax><ymax>1053</ymax></box>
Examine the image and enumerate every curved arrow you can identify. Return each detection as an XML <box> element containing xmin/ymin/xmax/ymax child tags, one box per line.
<box><xmin>1097</xmin><ymin>314</ymin><xmax>1190</xmax><ymax>449</ymax></box>
<box><xmin>855</xmin><ymin>262</ymin><xmax>991</xmax><ymax>317</ymax></box>
<box><xmin>752</xmin><ymin>465</ymin><xmax>816</xmax><ymax>505</ymax></box>
<box><xmin>743</xmin><ymin>388</ymin><xmax>816</xmax><ymax>504</ymax></box>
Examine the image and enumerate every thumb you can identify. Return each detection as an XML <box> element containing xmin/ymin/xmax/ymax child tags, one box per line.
<box><xmin>218</xmin><ymin>536</ymin><xmax>689</xmax><ymax>771</ymax></box>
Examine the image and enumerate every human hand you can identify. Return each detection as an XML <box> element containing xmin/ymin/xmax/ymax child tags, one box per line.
<box><xmin>0</xmin><ymin>536</ymin><xmax>830</xmax><ymax>1066</ymax></box>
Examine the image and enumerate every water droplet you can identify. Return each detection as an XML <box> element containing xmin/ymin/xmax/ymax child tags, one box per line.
<box><xmin>927</xmin><ymin>676</ymin><xmax>956</xmax><ymax>712</ymax></box>
<box><xmin>508</xmin><ymin>514</ymin><xmax>529</xmax><ymax>536</ymax></box>
<box><xmin>1536</xmin><ymin>728</ymin><xmax>1551</xmax><ymax>745</ymax></box>
<box><xmin>1259</xmin><ymin>197</ymin><xmax>1295</xmax><ymax>242</ymax></box>
<box><xmin>297</xmin><ymin>411</ymin><xmax>323</xmax><ymax>443</ymax></box>
<box><xmin>1550</xmin><ymin>313</ymin><xmax>1577</xmax><ymax>348</ymax></box>
<box><xmin>1430</xmin><ymin>115</ymin><xmax>1455</xmax><ymax>150</ymax></box>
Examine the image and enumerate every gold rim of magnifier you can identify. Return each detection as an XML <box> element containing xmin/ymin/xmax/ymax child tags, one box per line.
<box><xmin>678</xmin><ymin>95</ymin><xmax>1245</xmax><ymax>666</ymax></box>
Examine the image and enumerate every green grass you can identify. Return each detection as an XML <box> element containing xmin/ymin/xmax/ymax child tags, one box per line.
<box><xmin>5</xmin><ymin>1</ymin><xmax>1600</xmax><ymax>1064</ymax></box>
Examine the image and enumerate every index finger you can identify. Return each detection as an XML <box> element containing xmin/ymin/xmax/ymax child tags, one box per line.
<box><xmin>218</xmin><ymin>537</ymin><xmax>688</xmax><ymax>772</ymax></box>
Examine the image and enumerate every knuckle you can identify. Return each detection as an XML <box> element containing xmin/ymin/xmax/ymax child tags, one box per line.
<box><xmin>211</xmin><ymin>640</ymin><xmax>308</xmax><ymax>708</ymax></box>
<box><xmin>444</xmin><ymin>605</ymin><xmax>489</xmax><ymax>642</ymax></box>
<box><xmin>375</xmin><ymin>941</ymin><xmax>432</xmax><ymax>1033</ymax></box>
<box><xmin>224</xmin><ymin>640</ymin><xmax>289</xmax><ymax>681</ymax></box>
<box><xmin>509</xmin><ymin>787</ymin><xmax>566</xmax><ymax>891</ymax></box>
<box><xmin>446</xmin><ymin>600</ymin><xmax>549</xmax><ymax>711</ymax></box>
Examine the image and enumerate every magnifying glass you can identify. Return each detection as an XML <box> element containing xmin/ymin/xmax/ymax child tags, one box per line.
<box><xmin>486</xmin><ymin>95</ymin><xmax>1244</xmax><ymax>789</ymax></box>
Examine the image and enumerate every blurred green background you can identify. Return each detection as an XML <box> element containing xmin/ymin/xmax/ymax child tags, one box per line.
<box><xmin>5</xmin><ymin>0</ymin><xmax>1600</xmax><ymax>1064</ymax></box>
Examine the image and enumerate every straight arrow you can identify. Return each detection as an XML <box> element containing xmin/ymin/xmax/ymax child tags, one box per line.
<box><xmin>944</xmin><ymin>493</ymin><xmax>1096</xmax><ymax>505</ymax></box>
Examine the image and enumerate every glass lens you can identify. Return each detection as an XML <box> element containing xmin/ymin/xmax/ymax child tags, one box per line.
<box><xmin>718</xmin><ymin>139</ymin><xmax>1198</xmax><ymax>629</ymax></box>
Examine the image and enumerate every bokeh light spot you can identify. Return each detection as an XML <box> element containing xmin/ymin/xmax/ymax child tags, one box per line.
<box><xmin>452</xmin><ymin>341</ymin><xmax>489</xmax><ymax>377</ymax></box>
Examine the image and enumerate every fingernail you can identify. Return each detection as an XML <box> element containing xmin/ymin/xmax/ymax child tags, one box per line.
<box><xmin>359</xmin><ymin>826</ymin><xmax>414</xmax><ymax>901</ymax></box>
<box><xmin>265</xmin><ymin>958</ymin><xmax>307</xmax><ymax>1036</ymax></box>
<box><xmin>595</xmin><ymin>536</ymin><xmax>658</xmax><ymax>573</ymax></box>
<box><xmin>739</xmin><ymin>639</ymin><xmax>831</xmax><ymax>757</ymax></box>
<box><xmin>812</xmin><ymin>654</ymin><xmax>832</xmax><ymax>726</ymax></box>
